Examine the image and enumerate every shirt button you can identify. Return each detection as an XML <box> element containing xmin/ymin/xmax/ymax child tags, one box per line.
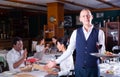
<box><xmin>84</xmin><ymin>61</ymin><xmax>86</xmax><ymax>63</ymax></box>
<box><xmin>85</xmin><ymin>47</ymin><xmax>87</xmax><ymax>49</ymax></box>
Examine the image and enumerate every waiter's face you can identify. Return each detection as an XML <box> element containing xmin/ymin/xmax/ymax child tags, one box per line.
<box><xmin>79</xmin><ymin>9</ymin><xmax>93</xmax><ymax>26</ymax></box>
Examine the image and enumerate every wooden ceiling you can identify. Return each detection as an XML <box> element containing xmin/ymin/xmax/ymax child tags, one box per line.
<box><xmin>0</xmin><ymin>0</ymin><xmax>119</xmax><ymax>13</ymax></box>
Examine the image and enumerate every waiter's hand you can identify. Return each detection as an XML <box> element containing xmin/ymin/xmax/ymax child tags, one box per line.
<box><xmin>100</xmin><ymin>57</ymin><xmax>105</xmax><ymax>60</ymax></box>
<box><xmin>100</xmin><ymin>57</ymin><xmax>106</xmax><ymax>63</ymax></box>
<box><xmin>45</xmin><ymin>60</ymin><xmax>57</xmax><ymax>69</ymax></box>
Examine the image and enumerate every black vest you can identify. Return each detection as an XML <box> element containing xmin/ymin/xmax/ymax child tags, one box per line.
<box><xmin>75</xmin><ymin>27</ymin><xmax>99</xmax><ymax>68</ymax></box>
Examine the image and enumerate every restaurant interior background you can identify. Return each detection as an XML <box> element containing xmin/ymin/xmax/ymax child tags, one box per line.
<box><xmin>0</xmin><ymin>0</ymin><xmax>119</xmax><ymax>54</ymax></box>
<box><xmin>0</xmin><ymin>0</ymin><xmax>119</xmax><ymax>75</ymax></box>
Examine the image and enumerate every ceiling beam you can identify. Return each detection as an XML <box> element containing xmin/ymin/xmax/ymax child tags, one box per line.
<box><xmin>97</xmin><ymin>0</ymin><xmax>120</xmax><ymax>8</ymax></box>
<box><xmin>0</xmin><ymin>3</ymin><xmax>46</xmax><ymax>13</ymax></box>
<box><xmin>64</xmin><ymin>7</ymin><xmax>120</xmax><ymax>14</ymax></box>
<box><xmin>7</xmin><ymin>0</ymin><xmax>73</xmax><ymax>13</ymax></box>
<box><xmin>57</xmin><ymin>0</ymin><xmax>96</xmax><ymax>10</ymax></box>
<box><xmin>5</xmin><ymin>0</ymin><xmax>47</xmax><ymax>7</ymax></box>
<box><xmin>92</xmin><ymin>7</ymin><xmax>120</xmax><ymax>12</ymax></box>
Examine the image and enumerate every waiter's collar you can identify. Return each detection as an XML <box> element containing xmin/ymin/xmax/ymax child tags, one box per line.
<box><xmin>82</xmin><ymin>25</ymin><xmax>93</xmax><ymax>32</ymax></box>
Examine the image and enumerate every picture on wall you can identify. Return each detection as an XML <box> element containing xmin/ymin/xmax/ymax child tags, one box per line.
<box><xmin>64</xmin><ymin>16</ymin><xmax>72</xmax><ymax>27</ymax></box>
<box><xmin>96</xmin><ymin>12</ymin><xmax>104</xmax><ymax>18</ymax></box>
<box><xmin>76</xmin><ymin>15</ymin><xmax>82</xmax><ymax>25</ymax></box>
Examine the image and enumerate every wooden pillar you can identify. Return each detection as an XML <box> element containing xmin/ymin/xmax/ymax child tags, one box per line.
<box><xmin>45</xmin><ymin>2</ymin><xmax>64</xmax><ymax>39</ymax></box>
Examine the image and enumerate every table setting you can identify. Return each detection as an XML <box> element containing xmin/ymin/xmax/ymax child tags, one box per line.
<box><xmin>38</xmin><ymin>52</ymin><xmax>62</xmax><ymax>64</ymax></box>
<box><xmin>0</xmin><ymin>52</ymin><xmax>62</xmax><ymax>77</ymax></box>
<box><xmin>0</xmin><ymin>62</ymin><xmax>49</xmax><ymax>77</ymax></box>
<box><xmin>90</xmin><ymin>52</ymin><xmax>120</xmax><ymax>58</ymax></box>
<box><xmin>90</xmin><ymin>51</ymin><xmax>120</xmax><ymax>77</ymax></box>
<box><xmin>99</xmin><ymin>62</ymin><xmax>120</xmax><ymax>77</ymax></box>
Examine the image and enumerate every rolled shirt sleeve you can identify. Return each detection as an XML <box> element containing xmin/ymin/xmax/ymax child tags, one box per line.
<box><xmin>98</xmin><ymin>29</ymin><xmax>106</xmax><ymax>54</ymax></box>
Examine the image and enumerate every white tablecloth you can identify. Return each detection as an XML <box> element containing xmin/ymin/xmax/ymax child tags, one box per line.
<box><xmin>39</xmin><ymin>53</ymin><xmax>62</xmax><ymax>64</ymax></box>
<box><xmin>0</xmin><ymin>71</ymin><xmax>48</xmax><ymax>77</ymax></box>
<box><xmin>0</xmin><ymin>52</ymin><xmax>62</xmax><ymax>77</ymax></box>
<box><xmin>99</xmin><ymin>62</ymin><xmax>120</xmax><ymax>77</ymax></box>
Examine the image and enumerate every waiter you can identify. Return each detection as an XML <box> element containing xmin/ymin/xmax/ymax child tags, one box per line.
<box><xmin>46</xmin><ymin>8</ymin><xmax>105</xmax><ymax>77</ymax></box>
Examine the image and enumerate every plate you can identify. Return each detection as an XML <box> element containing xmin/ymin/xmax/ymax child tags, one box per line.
<box><xmin>90</xmin><ymin>53</ymin><xmax>120</xmax><ymax>58</ymax></box>
<box><xmin>2</xmin><ymin>71</ymin><xmax>18</xmax><ymax>75</ymax></box>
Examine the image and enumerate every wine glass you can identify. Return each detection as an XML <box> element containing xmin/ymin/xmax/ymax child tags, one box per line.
<box><xmin>96</xmin><ymin>42</ymin><xmax>103</xmax><ymax>54</ymax></box>
<box><xmin>96</xmin><ymin>42</ymin><xmax>102</xmax><ymax>50</ymax></box>
<box><xmin>96</xmin><ymin>42</ymin><xmax>104</xmax><ymax>63</ymax></box>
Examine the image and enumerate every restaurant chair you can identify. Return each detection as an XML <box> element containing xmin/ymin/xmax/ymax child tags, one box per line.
<box><xmin>0</xmin><ymin>62</ymin><xmax>4</xmax><ymax>72</ymax></box>
<box><xmin>30</xmin><ymin>41</ymin><xmax>37</xmax><ymax>56</ymax></box>
<box><xmin>66</xmin><ymin>69</ymin><xmax>75</xmax><ymax>77</ymax></box>
<box><xmin>0</xmin><ymin>65</ymin><xmax>2</xmax><ymax>73</ymax></box>
<box><xmin>59</xmin><ymin>69</ymin><xmax>75</xmax><ymax>77</ymax></box>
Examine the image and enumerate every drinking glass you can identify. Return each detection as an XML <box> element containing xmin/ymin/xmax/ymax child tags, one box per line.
<box><xmin>96</xmin><ymin>42</ymin><xmax>102</xmax><ymax>50</ymax></box>
<box><xmin>96</xmin><ymin>42</ymin><xmax>102</xmax><ymax>53</ymax></box>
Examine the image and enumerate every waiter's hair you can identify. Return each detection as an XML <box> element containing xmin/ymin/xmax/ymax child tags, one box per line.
<box><xmin>80</xmin><ymin>8</ymin><xmax>92</xmax><ymax>16</ymax></box>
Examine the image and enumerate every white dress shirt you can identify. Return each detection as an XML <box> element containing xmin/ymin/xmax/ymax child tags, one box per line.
<box><xmin>58</xmin><ymin>53</ymin><xmax>74</xmax><ymax>76</ymax></box>
<box><xmin>36</xmin><ymin>45</ymin><xmax>45</xmax><ymax>52</ymax></box>
<box><xmin>56</xmin><ymin>26</ymin><xmax>105</xmax><ymax>64</ymax></box>
<box><xmin>6</xmin><ymin>48</ymin><xmax>25</xmax><ymax>72</ymax></box>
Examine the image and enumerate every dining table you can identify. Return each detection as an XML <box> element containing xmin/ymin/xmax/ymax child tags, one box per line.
<box><xmin>90</xmin><ymin>52</ymin><xmax>120</xmax><ymax>77</ymax></box>
<box><xmin>99</xmin><ymin>57</ymin><xmax>120</xmax><ymax>77</ymax></box>
<box><xmin>39</xmin><ymin>52</ymin><xmax>62</xmax><ymax>64</ymax></box>
<box><xmin>2</xmin><ymin>51</ymin><xmax>120</xmax><ymax>77</ymax></box>
<box><xmin>0</xmin><ymin>52</ymin><xmax>62</xmax><ymax>77</ymax></box>
<box><xmin>99</xmin><ymin>62</ymin><xmax>120</xmax><ymax>77</ymax></box>
<box><xmin>1</xmin><ymin>50</ymin><xmax>120</xmax><ymax>77</ymax></box>
<box><xmin>0</xmin><ymin>70</ymin><xmax>48</xmax><ymax>77</ymax></box>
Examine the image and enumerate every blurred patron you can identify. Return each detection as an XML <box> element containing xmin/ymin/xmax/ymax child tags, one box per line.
<box><xmin>50</xmin><ymin>36</ymin><xmax>58</xmax><ymax>53</ymax></box>
<box><xmin>35</xmin><ymin>37</ymin><xmax>50</xmax><ymax>54</ymax></box>
<box><xmin>6</xmin><ymin>37</ymin><xmax>27</xmax><ymax>72</ymax></box>
<box><xmin>36</xmin><ymin>37</ymin><xmax>46</xmax><ymax>53</ymax></box>
<box><xmin>47</xmin><ymin>37</ymin><xmax>74</xmax><ymax>77</ymax></box>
